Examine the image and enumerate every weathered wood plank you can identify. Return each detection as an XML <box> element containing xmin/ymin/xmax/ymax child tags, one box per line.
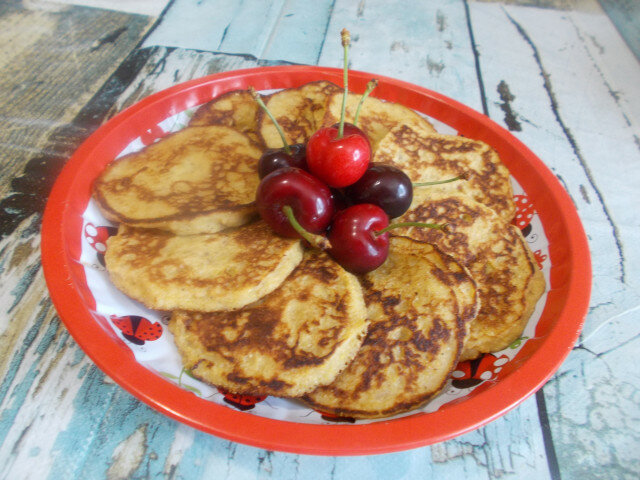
<box><xmin>598</xmin><ymin>0</ymin><xmax>640</xmax><ymax>60</ymax></box>
<box><xmin>0</xmin><ymin>4</ymin><xmax>156</xmax><ymax>478</ymax></box>
<box><xmin>143</xmin><ymin>0</ymin><xmax>335</xmax><ymax>66</ymax></box>
<box><xmin>319</xmin><ymin>0</ymin><xmax>485</xmax><ymax>112</ymax></box>
<box><xmin>0</xmin><ymin>218</ymin><xmax>82</xmax><ymax>478</ymax></box>
<box><xmin>0</xmin><ymin>3</ymin><xmax>154</xmax><ymax>238</ymax></box>
<box><xmin>258</xmin><ymin>0</ymin><xmax>336</xmax><ymax>64</ymax></box>
<box><xmin>46</xmin><ymin>0</ymin><xmax>170</xmax><ymax>17</ymax></box>
<box><xmin>110</xmin><ymin>47</ymin><xmax>292</xmax><ymax>116</ymax></box>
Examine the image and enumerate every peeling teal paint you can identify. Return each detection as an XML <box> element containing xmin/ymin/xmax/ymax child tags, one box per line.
<box><xmin>0</xmin><ymin>309</ymin><xmax>49</xmax><ymax>407</ymax></box>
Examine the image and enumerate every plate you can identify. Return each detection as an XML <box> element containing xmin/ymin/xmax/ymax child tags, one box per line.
<box><xmin>41</xmin><ymin>66</ymin><xmax>591</xmax><ymax>456</ymax></box>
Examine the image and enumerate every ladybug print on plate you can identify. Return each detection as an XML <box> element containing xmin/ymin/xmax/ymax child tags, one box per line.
<box><xmin>217</xmin><ymin>387</ymin><xmax>266</xmax><ymax>411</ymax></box>
<box><xmin>84</xmin><ymin>223</ymin><xmax>118</xmax><ymax>267</ymax></box>
<box><xmin>512</xmin><ymin>194</ymin><xmax>535</xmax><ymax>237</ymax></box>
<box><xmin>450</xmin><ymin>353</ymin><xmax>509</xmax><ymax>389</ymax></box>
<box><xmin>111</xmin><ymin>315</ymin><xmax>163</xmax><ymax>346</ymax></box>
<box><xmin>533</xmin><ymin>249</ymin><xmax>548</xmax><ymax>269</ymax></box>
<box><xmin>317</xmin><ymin>410</ymin><xmax>356</xmax><ymax>424</ymax></box>
<box><xmin>140</xmin><ymin>124</ymin><xmax>168</xmax><ymax>146</ymax></box>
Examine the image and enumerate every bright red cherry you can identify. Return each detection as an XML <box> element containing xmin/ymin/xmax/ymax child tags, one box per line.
<box><xmin>331</xmin><ymin>122</ymin><xmax>371</xmax><ymax>151</ymax></box>
<box><xmin>256</xmin><ymin>167</ymin><xmax>334</xmax><ymax>239</ymax></box>
<box><xmin>306</xmin><ymin>125</ymin><xmax>371</xmax><ymax>188</ymax></box>
<box><xmin>328</xmin><ymin>203</ymin><xmax>389</xmax><ymax>274</ymax></box>
<box><xmin>306</xmin><ymin>29</ymin><xmax>371</xmax><ymax>188</ymax></box>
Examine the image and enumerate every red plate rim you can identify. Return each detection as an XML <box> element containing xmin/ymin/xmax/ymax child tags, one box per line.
<box><xmin>41</xmin><ymin>65</ymin><xmax>591</xmax><ymax>456</ymax></box>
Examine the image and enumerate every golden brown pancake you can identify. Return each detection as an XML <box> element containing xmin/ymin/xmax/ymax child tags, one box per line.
<box><xmin>93</xmin><ymin>126</ymin><xmax>261</xmax><ymax>235</ymax></box>
<box><xmin>373</xmin><ymin>124</ymin><xmax>516</xmax><ymax>222</ymax></box>
<box><xmin>396</xmin><ymin>187</ymin><xmax>545</xmax><ymax>361</ymax></box>
<box><xmin>104</xmin><ymin>221</ymin><xmax>303</xmax><ymax>312</ymax></box>
<box><xmin>320</xmin><ymin>92</ymin><xmax>436</xmax><ymax>152</ymax></box>
<box><xmin>302</xmin><ymin>237</ymin><xmax>478</xmax><ymax>419</ymax></box>
<box><xmin>258</xmin><ymin>80</ymin><xmax>341</xmax><ymax>148</ymax></box>
<box><xmin>169</xmin><ymin>249</ymin><xmax>368</xmax><ymax>397</ymax></box>
<box><xmin>189</xmin><ymin>89</ymin><xmax>262</xmax><ymax>145</ymax></box>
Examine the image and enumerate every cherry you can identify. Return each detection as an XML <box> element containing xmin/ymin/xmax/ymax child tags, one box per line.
<box><xmin>345</xmin><ymin>163</ymin><xmax>413</xmax><ymax>218</ymax></box>
<box><xmin>330</xmin><ymin>187</ymin><xmax>350</xmax><ymax>211</ymax></box>
<box><xmin>258</xmin><ymin>143</ymin><xmax>307</xmax><ymax>178</ymax></box>
<box><xmin>330</xmin><ymin>122</ymin><xmax>371</xmax><ymax>151</ymax></box>
<box><xmin>306</xmin><ymin>127</ymin><xmax>370</xmax><ymax>188</ymax></box>
<box><xmin>328</xmin><ymin>203</ymin><xmax>448</xmax><ymax>274</ymax></box>
<box><xmin>305</xmin><ymin>29</ymin><xmax>371</xmax><ymax>188</ymax></box>
<box><xmin>256</xmin><ymin>167</ymin><xmax>334</xmax><ymax>240</ymax></box>
<box><xmin>328</xmin><ymin>203</ymin><xmax>389</xmax><ymax>274</ymax></box>
<box><xmin>251</xmin><ymin>87</ymin><xmax>308</xmax><ymax>178</ymax></box>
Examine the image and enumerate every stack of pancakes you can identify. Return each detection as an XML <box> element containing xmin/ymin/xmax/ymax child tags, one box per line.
<box><xmin>93</xmin><ymin>81</ymin><xmax>545</xmax><ymax>419</ymax></box>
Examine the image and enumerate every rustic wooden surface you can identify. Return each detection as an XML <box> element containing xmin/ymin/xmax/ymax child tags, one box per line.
<box><xmin>1</xmin><ymin>0</ymin><xmax>638</xmax><ymax>478</ymax></box>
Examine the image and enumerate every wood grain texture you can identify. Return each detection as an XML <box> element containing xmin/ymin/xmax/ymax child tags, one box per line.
<box><xmin>47</xmin><ymin>0</ymin><xmax>170</xmax><ymax>16</ymax></box>
<box><xmin>318</xmin><ymin>0</ymin><xmax>484</xmax><ymax>111</ymax></box>
<box><xmin>598</xmin><ymin>0</ymin><xmax>640</xmax><ymax>60</ymax></box>
<box><xmin>143</xmin><ymin>0</ymin><xmax>335</xmax><ymax>65</ymax></box>
<box><xmin>0</xmin><ymin>3</ymin><xmax>154</xmax><ymax>238</ymax></box>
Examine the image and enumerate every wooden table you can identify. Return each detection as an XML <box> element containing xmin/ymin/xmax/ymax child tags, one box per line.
<box><xmin>1</xmin><ymin>0</ymin><xmax>638</xmax><ymax>478</ymax></box>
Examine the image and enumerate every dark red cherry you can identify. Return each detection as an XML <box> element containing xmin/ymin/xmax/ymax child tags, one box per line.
<box><xmin>327</xmin><ymin>203</ymin><xmax>447</xmax><ymax>273</ymax></box>
<box><xmin>330</xmin><ymin>188</ymin><xmax>351</xmax><ymax>211</ymax></box>
<box><xmin>345</xmin><ymin>164</ymin><xmax>413</xmax><ymax>218</ymax></box>
<box><xmin>328</xmin><ymin>203</ymin><xmax>389</xmax><ymax>274</ymax></box>
<box><xmin>256</xmin><ymin>167</ymin><xmax>334</xmax><ymax>238</ymax></box>
<box><xmin>258</xmin><ymin>143</ymin><xmax>307</xmax><ymax>179</ymax></box>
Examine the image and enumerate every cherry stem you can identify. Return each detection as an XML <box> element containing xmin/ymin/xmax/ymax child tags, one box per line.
<box><xmin>338</xmin><ymin>28</ymin><xmax>351</xmax><ymax>139</ymax></box>
<box><xmin>249</xmin><ymin>86</ymin><xmax>291</xmax><ymax>155</ymax></box>
<box><xmin>282</xmin><ymin>206</ymin><xmax>331</xmax><ymax>250</ymax></box>
<box><xmin>413</xmin><ymin>174</ymin><xmax>467</xmax><ymax>187</ymax></box>
<box><xmin>353</xmin><ymin>79</ymin><xmax>378</xmax><ymax>127</ymax></box>
<box><xmin>375</xmin><ymin>221</ymin><xmax>448</xmax><ymax>237</ymax></box>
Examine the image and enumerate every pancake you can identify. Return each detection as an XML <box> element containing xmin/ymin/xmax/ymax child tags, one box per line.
<box><xmin>302</xmin><ymin>236</ymin><xmax>478</xmax><ymax>419</ymax></box>
<box><xmin>104</xmin><ymin>221</ymin><xmax>304</xmax><ymax>312</ymax></box>
<box><xmin>320</xmin><ymin>92</ymin><xmax>436</xmax><ymax>152</ymax></box>
<box><xmin>258</xmin><ymin>80</ymin><xmax>341</xmax><ymax>148</ymax></box>
<box><xmin>169</xmin><ymin>249</ymin><xmax>368</xmax><ymax>397</ymax></box>
<box><xmin>373</xmin><ymin>124</ymin><xmax>516</xmax><ymax>222</ymax></box>
<box><xmin>301</xmin><ymin>80</ymin><xmax>345</xmax><ymax>131</ymax></box>
<box><xmin>93</xmin><ymin>126</ymin><xmax>261</xmax><ymax>235</ymax></box>
<box><xmin>189</xmin><ymin>89</ymin><xmax>262</xmax><ymax>145</ymax></box>
<box><xmin>396</xmin><ymin>187</ymin><xmax>546</xmax><ymax>361</ymax></box>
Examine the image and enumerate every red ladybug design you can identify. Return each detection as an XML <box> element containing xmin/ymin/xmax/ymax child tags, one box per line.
<box><xmin>140</xmin><ymin>124</ymin><xmax>167</xmax><ymax>146</ymax></box>
<box><xmin>317</xmin><ymin>410</ymin><xmax>356</xmax><ymax>423</ymax></box>
<box><xmin>84</xmin><ymin>223</ymin><xmax>117</xmax><ymax>252</ymax></box>
<box><xmin>512</xmin><ymin>194</ymin><xmax>535</xmax><ymax>237</ymax></box>
<box><xmin>533</xmin><ymin>249</ymin><xmax>547</xmax><ymax>269</ymax></box>
<box><xmin>216</xmin><ymin>388</ymin><xmax>266</xmax><ymax>411</ymax></box>
<box><xmin>450</xmin><ymin>353</ymin><xmax>509</xmax><ymax>389</ymax></box>
<box><xmin>111</xmin><ymin>315</ymin><xmax>163</xmax><ymax>345</ymax></box>
<box><xmin>84</xmin><ymin>223</ymin><xmax>117</xmax><ymax>267</ymax></box>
